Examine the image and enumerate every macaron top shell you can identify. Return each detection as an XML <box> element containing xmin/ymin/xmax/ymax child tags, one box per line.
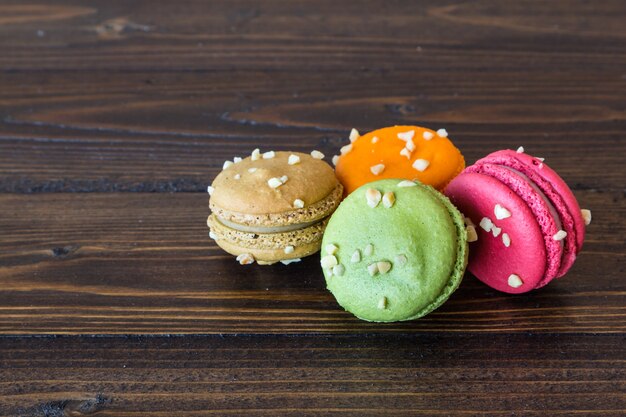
<box><xmin>322</xmin><ymin>179</ymin><xmax>467</xmax><ymax>322</ymax></box>
<box><xmin>335</xmin><ymin>126</ymin><xmax>465</xmax><ymax>195</ymax></box>
<box><xmin>445</xmin><ymin>172</ymin><xmax>548</xmax><ymax>293</ymax></box>
<box><xmin>210</xmin><ymin>151</ymin><xmax>341</xmax><ymax>227</ymax></box>
<box><xmin>464</xmin><ymin>163</ymin><xmax>564</xmax><ymax>287</ymax></box>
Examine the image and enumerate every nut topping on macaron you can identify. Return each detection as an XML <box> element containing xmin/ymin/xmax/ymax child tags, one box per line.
<box><xmin>208</xmin><ymin>151</ymin><xmax>343</xmax><ymax>265</ymax></box>
<box><xmin>322</xmin><ymin>179</ymin><xmax>468</xmax><ymax>322</ymax></box>
<box><xmin>334</xmin><ymin>125</ymin><xmax>465</xmax><ymax>195</ymax></box>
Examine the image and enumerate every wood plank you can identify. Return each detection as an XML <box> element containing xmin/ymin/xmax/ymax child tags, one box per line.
<box><xmin>0</xmin><ymin>0</ymin><xmax>624</xmax><ymax>192</ymax></box>
<box><xmin>1</xmin><ymin>1</ymin><xmax>623</xmax><ymax>70</ymax></box>
<box><xmin>0</xmin><ymin>192</ymin><xmax>622</xmax><ymax>335</ymax></box>
<box><xmin>1</xmin><ymin>334</ymin><xmax>624</xmax><ymax>416</ymax></box>
<box><xmin>0</xmin><ymin>1</ymin><xmax>624</xmax><ymax>415</ymax></box>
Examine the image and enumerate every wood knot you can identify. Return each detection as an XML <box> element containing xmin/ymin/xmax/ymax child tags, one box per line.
<box><xmin>94</xmin><ymin>17</ymin><xmax>152</xmax><ymax>40</ymax></box>
<box><xmin>38</xmin><ymin>394</ymin><xmax>111</xmax><ymax>416</ymax></box>
<box><xmin>50</xmin><ymin>245</ymin><xmax>79</xmax><ymax>258</ymax></box>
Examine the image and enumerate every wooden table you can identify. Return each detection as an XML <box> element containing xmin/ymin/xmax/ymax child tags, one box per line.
<box><xmin>1</xmin><ymin>1</ymin><xmax>624</xmax><ymax>415</ymax></box>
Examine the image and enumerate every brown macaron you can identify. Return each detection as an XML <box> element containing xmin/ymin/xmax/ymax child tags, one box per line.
<box><xmin>207</xmin><ymin>150</ymin><xmax>343</xmax><ymax>265</ymax></box>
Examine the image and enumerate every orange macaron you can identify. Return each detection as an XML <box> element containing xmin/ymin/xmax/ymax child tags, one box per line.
<box><xmin>334</xmin><ymin>125</ymin><xmax>465</xmax><ymax>195</ymax></box>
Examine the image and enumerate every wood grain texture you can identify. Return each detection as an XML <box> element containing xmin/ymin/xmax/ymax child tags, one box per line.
<box><xmin>1</xmin><ymin>335</ymin><xmax>625</xmax><ymax>416</ymax></box>
<box><xmin>0</xmin><ymin>191</ymin><xmax>623</xmax><ymax>335</ymax></box>
<box><xmin>0</xmin><ymin>0</ymin><xmax>624</xmax><ymax>192</ymax></box>
<box><xmin>1</xmin><ymin>0</ymin><xmax>625</xmax><ymax>415</ymax></box>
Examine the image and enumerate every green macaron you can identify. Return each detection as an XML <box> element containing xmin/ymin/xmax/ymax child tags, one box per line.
<box><xmin>321</xmin><ymin>179</ymin><xmax>468</xmax><ymax>322</ymax></box>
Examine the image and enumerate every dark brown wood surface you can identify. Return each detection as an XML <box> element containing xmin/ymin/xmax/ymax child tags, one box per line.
<box><xmin>0</xmin><ymin>0</ymin><xmax>624</xmax><ymax>415</ymax></box>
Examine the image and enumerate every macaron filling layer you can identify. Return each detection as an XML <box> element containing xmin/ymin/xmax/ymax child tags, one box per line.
<box><xmin>216</xmin><ymin>216</ymin><xmax>324</xmax><ymax>234</ymax></box>
<box><xmin>502</xmin><ymin>166</ymin><xmax>564</xmax><ymax>243</ymax></box>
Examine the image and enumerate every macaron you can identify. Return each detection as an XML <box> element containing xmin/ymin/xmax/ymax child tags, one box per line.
<box><xmin>334</xmin><ymin>126</ymin><xmax>465</xmax><ymax>195</ymax></box>
<box><xmin>321</xmin><ymin>179</ymin><xmax>468</xmax><ymax>322</ymax></box>
<box><xmin>444</xmin><ymin>148</ymin><xmax>591</xmax><ymax>294</ymax></box>
<box><xmin>207</xmin><ymin>150</ymin><xmax>343</xmax><ymax>265</ymax></box>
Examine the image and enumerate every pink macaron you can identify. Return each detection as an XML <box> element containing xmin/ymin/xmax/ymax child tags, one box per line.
<box><xmin>444</xmin><ymin>148</ymin><xmax>591</xmax><ymax>294</ymax></box>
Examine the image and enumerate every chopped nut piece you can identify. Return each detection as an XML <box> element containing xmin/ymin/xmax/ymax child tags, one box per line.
<box><xmin>367</xmin><ymin>263</ymin><xmax>379</xmax><ymax>276</ymax></box>
<box><xmin>284</xmin><ymin>245</ymin><xmax>295</xmax><ymax>254</ymax></box>
<box><xmin>310</xmin><ymin>150</ymin><xmax>325</xmax><ymax>159</ymax></box>
<box><xmin>394</xmin><ymin>254</ymin><xmax>407</xmax><ymax>265</ymax></box>
<box><xmin>365</xmin><ymin>188</ymin><xmax>382</xmax><ymax>208</ymax></box>
<box><xmin>508</xmin><ymin>274</ymin><xmax>523</xmax><ymax>288</ymax></box>
<box><xmin>207</xmin><ymin>185</ymin><xmax>214</xmax><ymax>195</ymax></box>
<box><xmin>268</xmin><ymin>177</ymin><xmax>283</xmax><ymax>188</ymax></box>
<box><xmin>400</xmin><ymin>148</ymin><xmax>412</xmax><ymax>159</ymax></box>
<box><xmin>466</xmin><ymin>226</ymin><xmax>478</xmax><ymax>242</ymax></box>
<box><xmin>502</xmin><ymin>233</ymin><xmax>511</xmax><ymax>247</ymax></box>
<box><xmin>494</xmin><ymin>204</ymin><xmax>512</xmax><ymax>220</ymax></box>
<box><xmin>491</xmin><ymin>226</ymin><xmax>502</xmax><ymax>237</ymax></box>
<box><xmin>397</xmin><ymin>180</ymin><xmax>416</xmax><ymax>187</ymax></box>
<box><xmin>251</xmin><ymin>148</ymin><xmax>261</xmax><ymax>161</ymax></box>
<box><xmin>412</xmin><ymin>159</ymin><xmax>430</xmax><ymax>172</ymax></box>
<box><xmin>397</xmin><ymin>130</ymin><xmax>415</xmax><ymax>142</ymax></box>
<box><xmin>233</xmin><ymin>157</ymin><xmax>242</xmax><ymax>163</ymax></box>
<box><xmin>349</xmin><ymin>128</ymin><xmax>360</xmax><ymax>143</ymax></box>
<box><xmin>479</xmin><ymin>217</ymin><xmax>493</xmax><ymax>232</ymax></box>
<box><xmin>332</xmin><ymin>264</ymin><xmax>345</xmax><ymax>276</ymax></box>
<box><xmin>371</xmin><ymin>136</ymin><xmax>379</xmax><ymax>143</ymax></box>
<box><xmin>405</xmin><ymin>138</ymin><xmax>415</xmax><ymax>152</ymax></box>
<box><xmin>332</xmin><ymin>155</ymin><xmax>339</xmax><ymax>166</ymax></box>
<box><xmin>280</xmin><ymin>175</ymin><xmax>288</xmax><ymax>183</ymax></box>
<box><xmin>377</xmin><ymin>261</ymin><xmax>392</xmax><ymax>274</ymax></box>
<box><xmin>234</xmin><ymin>174</ymin><xmax>241</xmax><ymax>180</ymax></box>
<box><xmin>464</xmin><ymin>216</ymin><xmax>475</xmax><ymax>227</ymax></box>
<box><xmin>581</xmin><ymin>209</ymin><xmax>592</xmax><ymax>225</ymax></box>
<box><xmin>370</xmin><ymin>164</ymin><xmax>385</xmax><ymax>175</ymax></box>
<box><xmin>351</xmin><ymin>250</ymin><xmax>361</xmax><ymax>263</ymax></box>
<box><xmin>537</xmin><ymin>157</ymin><xmax>545</xmax><ymax>162</ymax></box>
<box><xmin>293</xmin><ymin>199</ymin><xmax>304</xmax><ymax>208</ymax></box>
<box><xmin>340</xmin><ymin>144</ymin><xmax>353</xmax><ymax>155</ymax></box>
<box><xmin>281</xmin><ymin>258</ymin><xmax>301</xmax><ymax>265</ymax></box>
<box><xmin>223</xmin><ymin>160</ymin><xmax>234</xmax><ymax>170</ymax></box>
<box><xmin>320</xmin><ymin>255</ymin><xmax>338</xmax><ymax>269</ymax></box>
<box><xmin>364</xmin><ymin>244</ymin><xmax>374</xmax><ymax>256</ymax></box>
<box><xmin>553</xmin><ymin>230</ymin><xmax>567</xmax><ymax>241</ymax></box>
<box><xmin>248</xmin><ymin>167</ymin><xmax>257</xmax><ymax>173</ymax></box>
<box><xmin>382</xmin><ymin>191</ymin><xmax>395</xmax><ymax>208</ymax></box>
<box><xmin>377</xmin><ymin>296</ymin><xmax>387</xmax><ymax>310</ymax></box>
<box><xmin>436</xmin><ymin>128</ymin><xmax>448</xmax><ymax>137</ymax></box>
<box><xmin>423</xmin><ymin>131</ymin><xmax>434</xmax><ymax>140</ymax></box>
<box><xmin>288</xmin><ymin>154</ymin><xmax>301</xmax><ymax>165</ymax></box>
<box><xmin>262</xmin><ymin>151</ymin><xmax>276</xmax><ymax>159</ymax></box>
<box><xmin>325</xmin><ymin>244</ymin><xmax>339</xmax><ymax>255</ymax></box>
<box><xmin>236</xmin><ymin>253</ymin><xmax>255</xmax><ymax>265</ymax></box>
<box><xmin>516</xmin><ymin>146</ymin><xmax>525</xmax><ymax>153</ymax></box>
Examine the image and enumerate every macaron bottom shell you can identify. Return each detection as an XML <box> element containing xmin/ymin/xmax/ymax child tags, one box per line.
<box><xmin>322</xmin><ymin>179</ymin><xmax>467</xmax><ymax>322</ymax></box>
<box><xmin>207</xmin><ymin>214</ymin><xmax>327</xmax><ymax>265</ymax></box>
